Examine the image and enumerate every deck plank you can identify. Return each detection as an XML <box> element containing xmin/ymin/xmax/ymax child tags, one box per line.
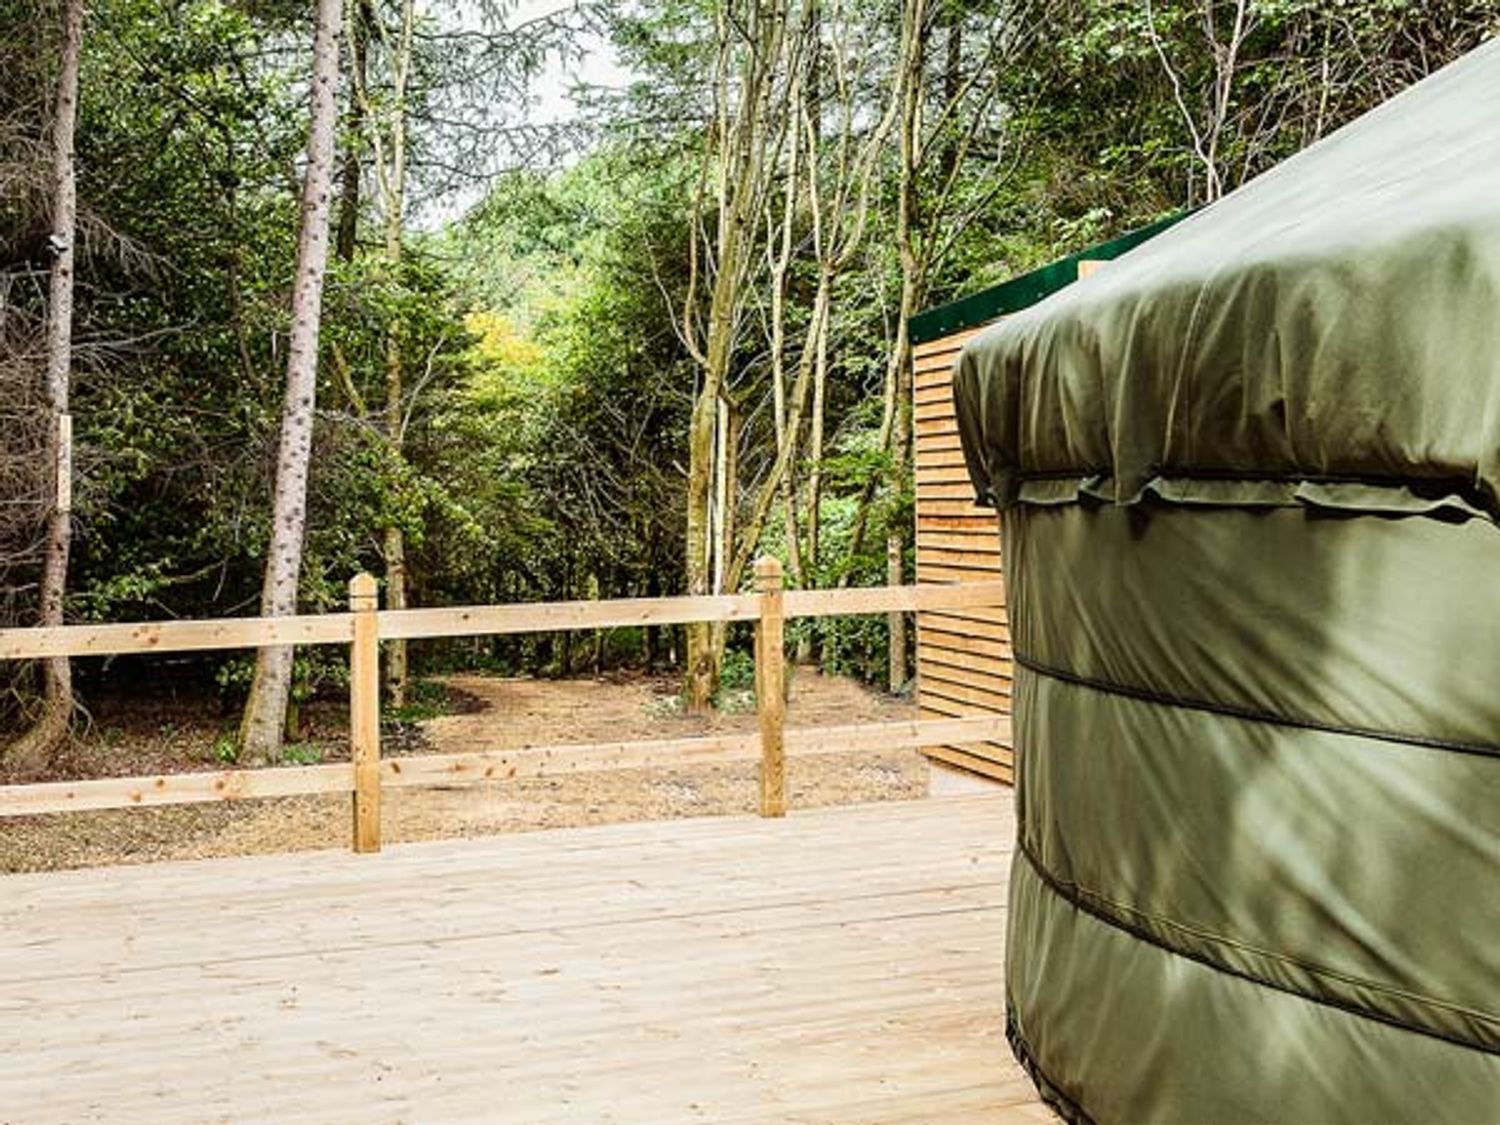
<box><xmin>0</xmin><ymin>793</ymin><xmax>1049</xmax><ymax>1124</ymax></box>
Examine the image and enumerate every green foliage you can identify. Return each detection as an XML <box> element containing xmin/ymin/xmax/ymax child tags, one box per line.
<box><xmin>718</xmin><ymin>648</ymin><xmax>756</xmax><ymax>693</ymax></box>
<box><xmin>786</xmin><ymin>492</ymin><xmax>913</xmax><ymax>691</ymax></box>
<box><xmin>280</xmin><ymin>744</ymin><xmax>323</xmax><ymax>766</ymax></box>
<box><xmin>211</xmin><ymin>730</ymin><xmax>239</xmax><ymax>765</ymax></box>
<box><xmin>385</xmin><ymin>678</ymin><xmax>453</xmax><ymax>725</ymax></box>
<box><xmin>6</xmin><ymin>0</ymin><xmax>1496</xmax><ymax>729</ymax></box>
<box><xmin>217</xmin><ymin>650</ymin><xmax>347</xmax><ymax>707</ymax></box>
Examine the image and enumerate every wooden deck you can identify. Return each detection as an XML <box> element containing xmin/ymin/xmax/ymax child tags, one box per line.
<box><xmin>0</xmin><ymin>792</ymin><xmax>1050</xmax><ymax>1124</ymax></box>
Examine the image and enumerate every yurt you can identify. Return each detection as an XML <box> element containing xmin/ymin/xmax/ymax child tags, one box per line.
<box><xmin>953</xmin><ymin>39</ymin><xmax>1500</xmax><ymax>1125</ymax></box>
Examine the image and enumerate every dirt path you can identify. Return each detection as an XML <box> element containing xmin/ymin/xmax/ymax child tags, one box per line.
<box><xmin>1</xmin><ymin>670</ymin><xmax>924</xmax><ymax>873</ymax></box>
<box><xmin>425</xmin><ymin>668</ymin><xmax>911</xmax><ymax>747</ymax></box>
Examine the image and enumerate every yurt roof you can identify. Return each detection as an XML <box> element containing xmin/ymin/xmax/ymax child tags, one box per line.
<box><xmin>908</xmin><ymin>213</ymin><xmax>1187</xmax><ymax>346</ymax></box>
<box><xmin>954</xmin><ymin>37</ymin><xmax>1500</xmax><ymax>523</ymax></box>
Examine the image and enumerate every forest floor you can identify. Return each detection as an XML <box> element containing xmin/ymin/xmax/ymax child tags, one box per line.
<box><xmin>0</xmin><ymin>669</ymin><xmax>922</xmax><ymax>873</ymax></box>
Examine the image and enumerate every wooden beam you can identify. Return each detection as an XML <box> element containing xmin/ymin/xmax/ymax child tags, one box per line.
<box><xmin>755</xmin><ymin>557</ymin><xmax>786</xmax><ymax>818</ymax></box>
<box><xmin>917</xmin><ymin>530</ymin><xmax>1001</xmax><ymax>553</ymax></box>
<box><xmin>0</xmin><ymin>763</ymin><xmax>350</xmax><ymax>817</ymax></box>
<box><xmin>917</xmin><ymin>563</ymin><xmax>1005</xmax><ymax>585</ymax></box>
<box><xmin>377</xmin><ymin>718</ymin><xmax>1012</xmax><ymax>790</ymax></box>
<box><xmin>782</xmin><ymin>581</ymin><xmax>1004</xmax><ymax>619</ymax></box>
<box><xmin>0</xmin><ymin>584</ymin><xmax>1003</xmax><ymax>664</ymax></box>
<box><xmin>0</xmin><ymin>717</ymin><xmax>1015</xmax><ymax>817</ymax></box>
<box><xmin>376</xmin><ymin>594</ymin><xmax>761</xmax><ymax>641</ymax></box>
<box><xmin>921</xmin><ymin>678</ymin><xmax>1013</xmax><ymax>711</ymax></box>
<box><xmin>348</xmin><ymin>573</ymin><xmax>381</xmax><ymax>854</ymax></box>
<box><xmin>381</xmin><ymin>732</ymin><xmax>763</xmax><ymax>787</ymax></box>
<box><xmin>919</xmin><ymin>651</ymin><xmax>1014</xmax><ymax>684</ymax></box>
<box><xmin>0</xmin><ymin>614</ymin><xmax>354</xmax><ymax>661</ymax></box>
<box><xmin>789</xmin><ymin>716</ymin><xmax>1009</xmax><ymax>753</ymax></box>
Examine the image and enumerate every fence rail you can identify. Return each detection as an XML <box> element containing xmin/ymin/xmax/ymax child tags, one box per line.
<box><xmin>0</xmin><ymin>561</ymin><xmax>1008</xmax><ymax>851</ymax></box>
<box><xmin>0</xmin><ymin>581</ymin><xmax>1004</xmax><ymax>661</ymax></box>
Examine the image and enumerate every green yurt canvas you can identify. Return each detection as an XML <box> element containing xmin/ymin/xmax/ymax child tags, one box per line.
<box><xmin>952</xmin><ymin>38</ymin><xmax>1500</xmax><ymax>1125</ymax></box>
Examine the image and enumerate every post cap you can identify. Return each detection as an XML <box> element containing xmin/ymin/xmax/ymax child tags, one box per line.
<box><xmin>349</xmin><ymin>572</ymin><xmax>379</xmax><ymax>607</ymax></box>
<box><xmin>753</xmin><ymin>556</ymin><xmax>784</xmax><ymax>589</ymax></box>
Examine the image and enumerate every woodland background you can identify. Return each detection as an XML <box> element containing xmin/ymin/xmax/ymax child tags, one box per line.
<box><xmin>2</xmin><ymin>0</ymin><xmax>1496</xmax><ymax>770</ymax></box>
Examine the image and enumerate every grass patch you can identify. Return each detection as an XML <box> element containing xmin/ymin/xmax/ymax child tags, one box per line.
<box><xmin>386</xmin><ymin>678</ymin><xmax>456</xmax><ymax>725</ymax></box>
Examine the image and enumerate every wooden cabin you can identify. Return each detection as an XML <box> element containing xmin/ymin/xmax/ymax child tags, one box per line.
<box><xmin>912</xmin><ymin>216</ymin><xmax>1186</xmax><ymax>784</ymax></box>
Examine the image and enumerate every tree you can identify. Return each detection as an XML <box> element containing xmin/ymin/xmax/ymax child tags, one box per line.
<box><xmin>239</xmin><ymin>0</ymin><xmax>345</xmax><ymax>761</ymax></box>
<box><xmin>2</xmin><ymin>0</ymin><xmax>1493</xmax><ymax>744</ymax></box>
<box><xmin>6</xmin><ymin>0</ymin><xmax>83</xmax><ymax>776</ymax></box>
<box><xmin>1066</xmin><ymin>1</ymin><xmax>1500</xmax><ymax>210</ymax></box>
<box><xmin>855</xmin><ymin>0</ymin><xmax>1039</xmax><ymax>687</ymax></box>
<box><xmin>348</xmin><ymin>0</ymin><xmax>417</xmax><ymax>708</ymax></box>
<box><xmin>679</xmin><ymin>0</ymin><xmax>789</xmax><ymax>710</ymax></box>
<box><xmin>1145</xmin><ymin>0</ymin><xmax>1262</xmax><ymax>203</ymax></box>
<box><xmin>739</xmin><ymin>0</ymin><xmax>898</xmax><ymax>597</ymax></box>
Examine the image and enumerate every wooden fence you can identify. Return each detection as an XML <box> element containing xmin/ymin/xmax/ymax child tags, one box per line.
<box><xmin>0</xmin><ymin>558</ymin><xmax>1009</xmax><ymax>852</ymax></box>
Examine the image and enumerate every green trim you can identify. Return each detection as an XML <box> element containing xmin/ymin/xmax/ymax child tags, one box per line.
<box><xmin>908</xmin><ymin>212</ymin><xmax>1192</xmax><ymax>346</ymax></box>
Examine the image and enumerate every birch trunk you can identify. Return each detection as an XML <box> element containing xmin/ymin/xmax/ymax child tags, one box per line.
<box><xmin>707</xmin><ymin>397</ymin><xmax>739</xmax><ymax>671</ymax></box>
<box><xmin>879</xmin><ymin>0</ymin><xmax>929</xmax><ymax>692</ymax></box>
<box><xmin>765</xmin><ymin>5</ymin><xmax>812</xmax><ymax>590</ymax></box>
<box><xmin>797</xmin><ymin>273</ymin><xmax>829</xmax><ymax>669</ymax></box>
<box><xmin>803</xmin><ymin>270</ymin><xmax>830</xmax><ymax>579</ymax></box>
<box><xmin>766</xmin><ymin>183</ymin><xmax>805</xmax><ymax>586</ymax></box>
<box><xmin>783</xmin><ymin>0</ymin><xmax>899</xmax><ymax>664</ymax></box>
<box><xmin>239</xmin><ymin>0</ymin><xmax>345</xmax><ymax>761</ymax></box>
<box><xmin>727</xmin><ymin>277</ymin><xmax>826</xmax><ymax>595</ymax></box>
<box><xmin>8</xmin><ymin>0</ymin><xmax>83</xmax><ymax>776</ymax></box>
<box><xmin>683</xmin><ymin>1</ymin><xmax>785</xmax><ymax>711</ymax></box>
<box><xmin>379</xmin><ymin>0</ymin><xmax>415</xmax><ymax>708</ymax></box>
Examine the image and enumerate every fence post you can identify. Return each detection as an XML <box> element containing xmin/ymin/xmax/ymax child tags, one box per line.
<box><xmin>754</xmin><ymin>556</ymin><xmax>786</xmax><ymax>818</ymax></box>
<box><xmin>349</xmin><ymin>573</ymin><xmax>382</xmax><ymax>853</ymax></box>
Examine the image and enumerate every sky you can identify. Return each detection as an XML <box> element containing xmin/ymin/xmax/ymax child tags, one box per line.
<box><xmin>416</xmin><ymin>0</ymin><xmax>630</xmax><ymax>225</ymax></box>
<box><xmin>510</xmin><ymin>1</ymin><xmax>630</xmax><ymax>127</ymax></box>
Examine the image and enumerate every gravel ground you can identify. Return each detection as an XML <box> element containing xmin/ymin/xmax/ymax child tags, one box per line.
<box><xmin>0</xmin><ymin>670</ymin><xmax>924</xmax><ymax>873</ymax></box>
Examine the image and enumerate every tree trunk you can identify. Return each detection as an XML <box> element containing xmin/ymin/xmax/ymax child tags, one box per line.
<box><xmin>803</xmin><ymin>267</ymin><xmax>832</xmax><ymax>580</ymax></box>
<box><xmin>684</xmin><ymin>233</ymin><xmax>749</xmax><ymax>708</ymax></box>
<box><xmin>775</xmin><ymin>0</ymin><xmax>899</xmax><ymax>642</ymax></box>
<box><xmin>684</xmin><ymin>385</ymin><xmax>718</xmax><ymax>708</ymax></box>
<box><xmin>239</xmin><ymin>0</ymin><xmax>345</xmax><ymax>762</ymax></box>
<box><xmin>708</xmin><ymin>397</ymin><xmax>739</xmax><ymax>676</ymax></box>
<box><xmin>795</xmin><ymin>276</ymin><xmax>831</xmax><ymax>667</ymax></box>
<box><xmin>335</xmin><ymin>0</ymin><xmax>369</xmax><ymax>264</ymax></box>
<box><xmin>869</xmin><ymin>0</ymin><xmax>930</xmax><ymax>688</ymax></box>
<box><xmin>644</xmin><ymin>565</ymin><xmax>662</xmax><ymax>669</ymax></box>
<box><xmin>764</xmin><ymin>31</ymin><xmax>807</xmax><ymax>589</ymax></box>
<box><xmin>380</xmin><ymin>0</ymin><xmax>415</xmax><ymax>709</ymax></box>
<box><xmin>383</xmin><ymin>517</ymin><xmax>407</xmax><ymax>702</ymax></box>
<box><xmin>711</xmin><ymin>396</ymin><xmax>731</xmax><ymax>596</ymax></box>
<box><xmin>8</xmin><ymin>0</ymin><xmax>83</xmax><ymax>776</ymax></box>
<box><xmin>721</xmin><ymin>399</ymin><xmax>739</xmax><ymax>589</ymax></box>
<box><xmin>939</xmin><ymin>11</ymin><xmax>962</xmax><ymax>185</ymax></box>
<box><xmin>683</xmin><ymin>1</ymin><xmax>785</xmax><ymax>712</ymax></box>
<box><xmin>887</xmin><ymin>532</ymin><xmax>905</xmax><ymax>692</ymax></box>
<box><xmin>726</xmin><ymin>274</ymin><xmax>827</xmax><ymax>596</ymax></box>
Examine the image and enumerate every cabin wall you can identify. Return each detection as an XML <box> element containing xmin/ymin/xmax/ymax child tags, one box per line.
<box><xmin>913</xmin><ymin>325</ymin><xmax>1014</xmax><ymax>782</ymax></box>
